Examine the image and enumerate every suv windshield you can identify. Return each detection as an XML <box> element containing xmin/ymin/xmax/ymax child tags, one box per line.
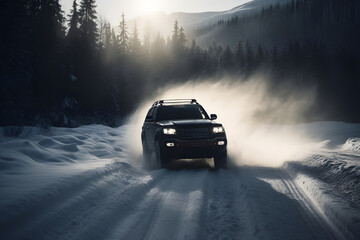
<box><xmin>156</xmin><ymin>105</ymin><xmax>209</xmax><ymax>121</ymax></box>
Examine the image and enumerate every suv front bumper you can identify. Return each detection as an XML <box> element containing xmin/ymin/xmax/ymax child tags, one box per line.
<box><xmin>160</xmin><ymin>138</ymin><xmax>227</xmax><ymax>159</ymax></box>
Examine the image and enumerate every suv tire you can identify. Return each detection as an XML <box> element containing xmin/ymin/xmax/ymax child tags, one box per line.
<box><xmin>155</xmin><ymin>141</ymin><xmax>169</xmax><ymax>168</ymax></box>
<box><xmin>214</xmin><ymin>150</ymin><xmax>227</xmax><ymax>169</ymax></box>
<box><xmin>142</xmin><ymin>139</ymin><xmax>151</xmax><ymax>161</ymax></box>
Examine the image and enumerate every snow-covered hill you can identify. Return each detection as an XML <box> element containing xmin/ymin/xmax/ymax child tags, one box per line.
<box><xmin>127</xmin><ymin>0</ymin><xmax>291</xmax><ymax>40</ymax></box>
<box><xmin>191</xmin><ymin>0</ymin><xmax>291</xmax><ymax>27</ymax></box>
<box><xmin>1</xmin><ymin>121</ymin><xmax>360</xmax><ymax>240</ymax></box>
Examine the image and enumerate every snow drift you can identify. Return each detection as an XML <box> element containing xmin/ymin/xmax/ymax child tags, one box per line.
<box><xmin>342</xmin><ymin>138</ymin><xmax>360</xmax><ymax>151</ymax></box>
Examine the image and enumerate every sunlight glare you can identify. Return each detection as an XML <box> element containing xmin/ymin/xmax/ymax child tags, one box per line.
<box><xmin>141</xmin><ymin>0</ymin><xmax>162</xmax><ymax>14</ymax></box>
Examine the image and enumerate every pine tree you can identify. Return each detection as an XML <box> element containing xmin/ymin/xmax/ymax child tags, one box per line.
<box><xmin>28</xmin><ymin>0</ymin><xmax>67</xmax><ymax>110</ymax></box>
<box><xmin>189</xmin><ymin>39</ymin><xmax>204</xmax><ymax>75</ymax></box>
<box><xmin>235</xmin><ymin>40</ymin><xmax>245</xmax><ymax>69</ymax></box>
<box><xmin>191</xmin><ymin>39</ymin><xmax>197</xmax><ymax>51</ymax></box>
<box><xmin>79</xmin><ymin>0</ymin><xmax>98</xmax><ymax>51</ymax></box>
<box><xmin>1</xmin><ymin>0</ymin><xmax>29</xmax><ymax>44</ymax></box>
<box><xmin>67</xmin><ymin>0</ymin><xmax>80</xmax><ymax>41</ymax></box>
<box><xmin>178</xmin><ymin>27</ymin><xmax>187</xmax><ymax>50</ymax></box>
<box><xmin>97</xmin><ymin>17</ymin><xmax>108</xmax><ymax>50</ymax></box>
<box><xmin>76</xmin><ymin>0</ymin><xmax>105</xmax><ymax>110</ymax></box>
<box><xmin>111</xmin><ymin>28</ymin><xmax>119</xmax><ymax>50</ymax></box>
<box><xmin>103</xmin><ymin>23</ymin><xmax>111</xmax><ymax>48</ymax></box>
<box><xmin>255</xmin><ymin>44</ymin><xmax>265</xmax><ymax>66</ymax></box>
<box><xmin>220</xmin><ymin>45</ymin><xmax>234</xmax><ymax>70</ymax></box>
<box><xmin>130</xmin><ymin>22</ymin><xmax>142</xmax><ymax>55</ymax></box>
<box><xmin>67</xmin><ymin>0</ymin><xmax>81</xmax><ymax>70</ymax></box>
<box><xmin>171</xmin><ymin>20</ymin><xmax>179</xmax><ymax>49</ymax></box>
<box><xmin>245</xmin><ymin>40</ymin><xmax>254</xmax><ymax>71</ymax></box>
<box><xmin>271</xmin><ymin>46</ymin><xmax>279</xmax><ymax>65</ymax></box>
<box><xmin>0</xmin><ymin>0</ymin><xmax>33</xmax><ymax>125</ymax></box>
<box><xmin>143</xmin><ymin>23</ymin><xmax>151</xmax><ymax>56</ymax></box>
<box><xmin>119</xmin><ymin>12</ymin><xmax>129</xmax><ymax>56</ymax></box>
<box><xmin>151</xmin><ymin>33</ymin><xmax>166</xmax><ymax>58</ymax></box>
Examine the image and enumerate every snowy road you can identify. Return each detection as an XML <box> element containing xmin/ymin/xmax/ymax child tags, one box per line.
<box><xmin>1</xmin><ymin>123</ymin><xmax>360</xmax><ymax>240</ymax></box>
<box><xmin>1</xmin><ymin>165</ymin><xmax>339</xmax><ymax>240</ymax></box>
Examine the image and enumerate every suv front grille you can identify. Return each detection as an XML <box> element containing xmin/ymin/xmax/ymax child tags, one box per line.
<box><xmin>180</xmin><ymin>128</ymin><xmax>210</xmax><ymax>139</ymax></box>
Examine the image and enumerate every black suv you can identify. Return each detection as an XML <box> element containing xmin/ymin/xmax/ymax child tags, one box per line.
<box><xmin>141</xmin><ymin>99</ymin><xmax>227</xmax><ymax>169</ymax></box>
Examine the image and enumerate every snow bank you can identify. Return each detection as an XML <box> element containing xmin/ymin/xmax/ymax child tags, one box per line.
<box><xmin>287</xmin><ymin>162</ymin><xmax>360</xmax><ymax>239</ymax></box>
<box><xmin>0</xmin><ymin>125</ymin><xmax>131</xmax><ymax>169</ymax></box>
<box><xmin>308</xmin><ymin>155</ymin><xmax>360</xmax><ymax>207</ymax></box>
<box><xmin>282</xmin><ymin>132</ymin><xmax>360</xmax><ymax>239</ymax></box>
<box><xmin>285</xmin><ymin>150</ymin><xmax>360</xmax><ymax>239</ymax></box>
<box><xmin>0</xmin><ymin>124</ymin><xmax>143</xmax><ymax>219</ymax></box>
<box><xmin>342</xmin><ymin>138</ymin><xmax>360</xmax><ymax>151</ymax></box>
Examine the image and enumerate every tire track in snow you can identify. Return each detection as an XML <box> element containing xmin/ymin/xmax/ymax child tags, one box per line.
<box><xmin>2</xmin><ymin>164</ymin><xmax>346</xmax><ymax>240</ymax></box>
<box><xmin>109</xmin><ymin>169</ymin><xmax>209</xmax><ymax>240</ymax></box>
<box><xmin>278</xmin><ymin>171</ymin><xmax>340</xmax><ymax>240</ymax></box>
<box><xmin>107</xmin><ymin>172</ymin><xmax>184</xmax><ymax>240</ymax></box>
<box><xmin>263</xmin><ymin>169</ymin><xmax>339</xmax><ymax>239</ymax></box>
<box><xmin>44</xmin><ymin>169</ymin><xmax>169</xmax><ymax>240</ymax></box>
<box><xmin>4</xmin><ymin>163</ymin><xmax>166</xmax><ymax>240</ymax></box>
<box><xmin>2</xmin><ymin>162</ymin><xmax>131</xmax><ymax>240</ymax></box>
<box><xmin>174</xmin><ymin>171</ymin><xmax>210</xmax><ymax>240</ymax></box>
<box><xmin>144</xmin><ymin>170</ymin><xmax>208</xmax><ymax>240</ymax></box>
<box><xmin>204</xmin><ymin>169</ymin><xmax>245</xmax><ymax>240</ymax></box>
<box><xmin>233</xmin><ymin>167</ymin><xmax>338</xmax><ymax>240</ymax></box>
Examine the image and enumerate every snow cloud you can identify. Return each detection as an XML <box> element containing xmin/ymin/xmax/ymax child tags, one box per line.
<box><xmin>126</xmin><ymin>76</ymin><xmax>324</xmax><ymax>167</ymax></box>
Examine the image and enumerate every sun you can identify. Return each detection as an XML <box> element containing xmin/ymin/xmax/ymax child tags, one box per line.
<box><xmin>141</xmin><ymin>0</ymin><xmax>162</xmax><ymax>14</ymax></box>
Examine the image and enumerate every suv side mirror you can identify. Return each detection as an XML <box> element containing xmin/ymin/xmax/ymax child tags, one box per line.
<box><xmin>146</xmin><ymin>116</ymin><xmax>154</xmax><ymax>122</ymax></box>
<box><xmin>210</xmin><ymin>114</ymin><xmax>217</xmax><ymax>120</ymax></box>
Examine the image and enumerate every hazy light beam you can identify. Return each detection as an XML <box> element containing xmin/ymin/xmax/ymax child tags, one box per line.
<box><xmin>60</xmin><ymin>0</ymin><xmax>251</xmax><ymax>25</ymax></box>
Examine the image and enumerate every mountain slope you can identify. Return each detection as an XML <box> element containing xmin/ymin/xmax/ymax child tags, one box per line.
<box><xmin>127</xmin><ymin>0</ymin><xmax>291</xmax><ymax>39</ymax></box>
<box><xmin>127</xmin><ymin>11</ymin><xmax>219</xmax><ymax>39</ymax></box>
<box><xmin>191</xmin><ymin>0</ymin><xmax>291</xmax><ymax>27</ymax></box>
<box><xmin>191</xmin><ymin>0</ymin><xmax>360</xmax><ymax>49</ymax></box>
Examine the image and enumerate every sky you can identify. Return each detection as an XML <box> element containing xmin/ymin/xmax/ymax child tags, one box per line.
<box><xmin>60</xmin><ymin>0</ymin><xmax>251</xmax><ymax>25</ymax></box>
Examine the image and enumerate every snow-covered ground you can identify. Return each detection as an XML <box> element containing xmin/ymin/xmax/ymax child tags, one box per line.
<box><xmin>1</xmin><ymin>122</ymin><xmax>360</xmax><ymax>240</ymax></box>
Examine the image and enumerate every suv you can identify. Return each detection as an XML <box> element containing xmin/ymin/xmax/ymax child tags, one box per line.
<box><xmin>141</xmin><ymin>99</ymin><xmax>227</xmax><ymax>169</ymax></box>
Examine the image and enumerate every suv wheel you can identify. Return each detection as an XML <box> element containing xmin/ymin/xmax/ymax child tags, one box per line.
<box><xmin>155</xmin><ymin>141</ymin><xmax>169</xmax><ymax>168</ymax></box>
<box><xmin>214</xmin><ymin>150</ymin><xmax>227</xmax><ymax>169</ymax></box>
<box><xmin>142</xmin><ymin>139</ymin><xmax>151</xmax><ymax>161</ymax></box>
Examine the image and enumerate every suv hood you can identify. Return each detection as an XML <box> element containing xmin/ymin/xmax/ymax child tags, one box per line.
<box><xmin>158</xmin><ymin>119</ymin><xmax>220</xmax><ymax>127</ymax></box>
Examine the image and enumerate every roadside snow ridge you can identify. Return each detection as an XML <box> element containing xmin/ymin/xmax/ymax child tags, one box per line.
<box><xmin>342</xmin><ymin>138</ymin><xmax>360</xmax><ymax>151</ymax></box>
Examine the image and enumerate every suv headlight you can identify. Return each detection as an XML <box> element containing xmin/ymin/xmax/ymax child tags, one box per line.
<box><xmin>213</xmin><ymin>126</ymin><xmax>224</xmax><ymax>133</ymax></box>
<box><xmin>163</xmin><ymin>128</ymin><xmax>176</xmax><ymax>135</ymax></box>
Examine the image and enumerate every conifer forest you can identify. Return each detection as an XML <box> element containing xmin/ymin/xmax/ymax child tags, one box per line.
<box><xmin>1</xmin><ymin>0</ymin><xmax>359</xmax><ymax>127</ymax></box>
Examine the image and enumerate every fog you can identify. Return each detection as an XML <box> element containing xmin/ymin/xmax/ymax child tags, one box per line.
<box><xmin>126</xmin><ymin>76</ymin><xmax>326</xmax><ymax>167</ymax></box>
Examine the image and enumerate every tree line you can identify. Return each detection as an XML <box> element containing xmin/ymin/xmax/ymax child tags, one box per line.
<box><xmin>1</xmin><ymin>0</ymin><xmax>203</xmax><ymax>126</ymax></box>
<box><xmin>1</xmin><ymin>0</ymin><xmax>359</xmax><ymax>127</ymax></box>
<box><xmin>192</xmin><ymin>0</ymin><xmax>360</xmax><ymax>122</ymax></box>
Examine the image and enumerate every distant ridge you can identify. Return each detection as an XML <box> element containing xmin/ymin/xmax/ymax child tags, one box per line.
<box><xmin>126</xmin><ymin>0</ymin><xmax>291</xmax><ymax>39</ymax></box>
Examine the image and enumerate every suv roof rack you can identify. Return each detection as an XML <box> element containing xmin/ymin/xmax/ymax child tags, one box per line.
<box><xmin>152</xmin><ymin>99</ymin><xmax>198</xmax><ymax>107</ymax></box>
